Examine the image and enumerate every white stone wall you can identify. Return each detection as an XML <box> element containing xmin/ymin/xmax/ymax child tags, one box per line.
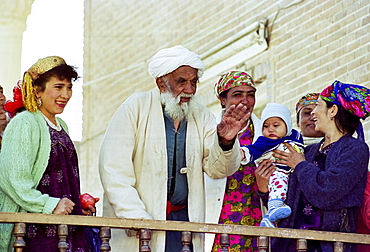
<box><xmin>80</xmin><ymin>0</ymin><xmax>370</xmax><ymax>206</ymax></box>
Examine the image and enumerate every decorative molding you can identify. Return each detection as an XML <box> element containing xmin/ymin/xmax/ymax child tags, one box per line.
<box><xmin>200</xmin><ymin>19</ymin><xmax>268</xmax><ymax>82</ymax></box>
<box><xmin>0</xmin><ymin>0</ymin><xmax>35</xmax><ymax>30</ymax></box>
<box><xmin>0</xmin><ymin>0</ymin><xmax>35</xmax><ymax>97</ymax></box>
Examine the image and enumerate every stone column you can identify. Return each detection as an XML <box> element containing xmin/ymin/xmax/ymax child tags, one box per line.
<box><xmin>0</xmin><ymin>0</ymin><xmax>34</xmax><ymax>98</ymax></box>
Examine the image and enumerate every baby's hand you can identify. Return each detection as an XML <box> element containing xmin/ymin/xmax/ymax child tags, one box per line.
<box><xmin>255</xmin><ymin>160</ymin><xmax>276</xmax><ymax>193</ymax></box>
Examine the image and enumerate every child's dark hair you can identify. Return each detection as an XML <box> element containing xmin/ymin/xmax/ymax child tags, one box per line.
<box><xmin>219</xmin><ymin>90</ymin><xmax>229</xmax><ymax>108</ymax></box>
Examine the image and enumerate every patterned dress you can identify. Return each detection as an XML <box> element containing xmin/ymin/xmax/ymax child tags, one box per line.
<box><xmin>213</xmin><ymin>122</ymin><xmax>263</xmax><ymax>252</ymax></box>
<box><xmin>24</xmin><ymin>125</ymin><xmax>90</xmax><ymax>252</ymax></box>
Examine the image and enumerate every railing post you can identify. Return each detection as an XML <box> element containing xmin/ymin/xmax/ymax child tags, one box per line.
<box><xmin>257</xmin><ymin>236</ymin><xmax>268</xmax><ymax>252</ymax></box>
<box><xmin>100</xmin><ymin>226</ymin><xmax>111</xmax><ymax>252</ymax></box>
<box><xmin>181</xmin><ymin>231</ymin><xmax>192</xmax><ymax>252</ymax></box>
<box><xmin>297</xmin><ymin>238</ymin><xmax>307</xmax><ymax>252</ymax></box>
<box><xmin>58</xmin><ymin>224</ymin><xmax>69</xmax><ymax>252</ymax></box>
<box><xmin>139</xmin><ymin>229</ymin><xmax>151</xmax><ymax>252</ymax></box>
<box><xmin>220</xmin><ymin>233</ymin><xmax>229</xmax><ymax>252</ymax></box>
<box><xmin>13</xmin><ymin>222</ymin><xmax>26</xmax><ymax>252</ymax></box>
<box><xmin>334</xmin><ymin>241</ymin><xmax>344</xmax><ymax>252</ymax></box>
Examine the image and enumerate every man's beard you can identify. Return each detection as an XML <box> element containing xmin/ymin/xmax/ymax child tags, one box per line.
<box><xmin>160</xmin><ymin>92</ymin><xmax>197</xmax><ymax>121</ymax></box>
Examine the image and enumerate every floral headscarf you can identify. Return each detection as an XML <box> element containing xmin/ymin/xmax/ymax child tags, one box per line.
<box><xmin>295</xmin><ymin>93</ymin><xmax>320</xmax><ymax>114</ymax></box>
<box><xmin>320</xmin><ymin>80</ymin><xmax>370</xmax><ymax>120</ymax></box>
<box><xmin>320</xmin><ymin>80</ymin><xmax>370</xmax><ymax>141</ymax></box>
<box><xmin>214</xmin><ymin>71</ymin><xmax>255</xmax><ymax>98</ymax></box>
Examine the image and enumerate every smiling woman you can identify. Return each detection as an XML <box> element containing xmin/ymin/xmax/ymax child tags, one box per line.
<box><xmin>295</xmin><ymin>93</ymin><xmax>325</xmax><ymax>144</ymax></box>
<box><xmin>0</xmin><ymin>56</ymin><xmax>93</xmax><ymax>251</ymax></box>
<box><xmin>32</xmin><ymin>67</ymin><xmax>75</xmax><ymax>125</ymax></box>
<box><xmin>272</xmin><ymin>81</ymin><xmax>370</xmax><ymax>252</ymax></box>
<box><xmin>210</xmin><ymin>71</ymin><xmax>271</xmax><ymax>252</ymax></box>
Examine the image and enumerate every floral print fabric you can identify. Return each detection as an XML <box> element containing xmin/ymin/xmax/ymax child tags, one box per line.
<box><xmin>320</xmin><ymin>80</ymin><xmax>370</xmax><ymax>119</ymax></box>
<box><xmin>295</xmin><ymin>93</ymin><xmax>319</xmax><ymax>114</ymax></box>
<box><xmin>213</xmin><ymin>122</ymin><xmax>262</xmax><ymax>252</ymax></box>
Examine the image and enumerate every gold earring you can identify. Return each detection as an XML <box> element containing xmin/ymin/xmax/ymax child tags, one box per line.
<box><xmin>37</xmin><ymin>98</ymin><xmax>42</xmax><ymax>107</ymax></box>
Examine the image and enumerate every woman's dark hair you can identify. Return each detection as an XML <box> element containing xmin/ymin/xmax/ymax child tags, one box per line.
<box><xmin>324</xmin><ymin>100</ymin><xmax>360</xmax><ymax>136</ymax></box>
<box><xmin>296</xmin><ymin>111</ymin><xmax>301</xmax><ymax>124</ymax></box>
<box><xmin>219</xmin><ymin>90</ymin><xmax>229</xmax><ymax>108</ymax></box>
<box><xmin>33</xmin><ymin>64</ymin><xmax>78</xmax><ymax>92</ymax></box>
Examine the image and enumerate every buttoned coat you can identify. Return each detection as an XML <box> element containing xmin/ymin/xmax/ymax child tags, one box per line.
<box><xmin>272</xmin><ymin>135</ymin><xmax>369</xmax><ymax>252</ymax></box>
<box><xmin>99</xmin><ymin>88</ymin><xmax>241</xmax><ymax>251</ymax></box>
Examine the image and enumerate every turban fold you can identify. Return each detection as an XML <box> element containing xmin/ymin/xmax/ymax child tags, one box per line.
<box><xmin>148</xmin><ymin>45</ymin><xmax>204</xmax><ymax>79</ymax></box>
<box><xmin>214</xmin><ymin>71</ymin><xmax>255</xmax><ymax>98</ymax></box>
<box><xmin>295</xmin><ymin>93</ymin><xmax>319</xmax><ymax>114</ymax></box>
<box><xmin>320</xmin><ymin>80</ymin><xmax>370</xmax><ymax>120</ymax></box>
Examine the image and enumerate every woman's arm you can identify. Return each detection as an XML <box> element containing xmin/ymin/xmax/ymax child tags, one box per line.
<box><xmin>272</xmin><ymin>142</ymin><xmax>306</xmax><ymax>169</ymax></box>
<box><xmin>0</xmin><ymin>114</ymin><xmax>60</xmax><ymax>214</ymax></box>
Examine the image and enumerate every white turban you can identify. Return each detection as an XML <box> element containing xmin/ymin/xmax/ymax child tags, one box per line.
<box><xmin>148</xmin><ymin>45</ymin><xmax>205</xmax><ymax>79</ymax></box>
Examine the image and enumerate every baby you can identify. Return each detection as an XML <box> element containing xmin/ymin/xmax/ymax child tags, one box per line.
<box><xmin>241</xmin><ymin>103</ymin><xmax>304</xmax><ymax>227</ymax></box>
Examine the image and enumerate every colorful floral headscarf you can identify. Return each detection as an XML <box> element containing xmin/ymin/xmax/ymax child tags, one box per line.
<box><xmin>214</xmin><ymin>71</ymin><xmax>255</xmax><ymax>98</ymax></box>
<box><xmin>320</xmin><ymin>80</ymin><xmax>370</xmax><ymax>120</ymax></box>
<box><xmin>295</xmin><ymin>93</ymin><xmax>319</xmax><ymax>114</ymax></box>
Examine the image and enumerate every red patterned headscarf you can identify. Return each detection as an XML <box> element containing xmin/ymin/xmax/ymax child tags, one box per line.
<box><xmin>295</xmin><ymin>93</ymin><xmax>319</xmax><ymax>114</ymax></box>
<box><xmin>214</xmin><ymin>71</ymin><xmax>255</xmax><ymax>98</ymax></box>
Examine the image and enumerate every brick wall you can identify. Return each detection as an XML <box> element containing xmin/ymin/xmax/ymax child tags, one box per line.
<box><xmin>80</xmin><ymin>0</ymin><xmax>370</xmax><ymax>203</ymax></box>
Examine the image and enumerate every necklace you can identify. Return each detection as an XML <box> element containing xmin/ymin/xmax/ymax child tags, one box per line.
<box><xmin>41</xmin><ymin>113</ymin><xmax>62</xmax><ymax>131</ymax></box>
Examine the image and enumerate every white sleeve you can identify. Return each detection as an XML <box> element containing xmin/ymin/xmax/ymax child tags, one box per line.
<box><xmin>99</xmin><ymin>102</ymin><xmax>153</xmax><ymax>220</ymax></box>
<box><xmin>240</xmin><ymin>146</ymin><xmax>252</xmax><ymax>165</ymax></box>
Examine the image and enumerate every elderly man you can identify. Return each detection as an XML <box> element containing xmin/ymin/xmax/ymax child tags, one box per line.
<box><xmin>295</xmin><ymin>93</ymin><xmax>324</xmax><ymax>145</ymax></box>
<box><xmin>99</xmin><ymin>45</ymin><xmax>249</xmax><ymax>251</ymax></box>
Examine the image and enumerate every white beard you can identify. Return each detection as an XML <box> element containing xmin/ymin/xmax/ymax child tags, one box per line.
<box><xmin>160</xmin><ymin>91</ymin><xmax>197</xmax><ymax>121</ymax></box>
